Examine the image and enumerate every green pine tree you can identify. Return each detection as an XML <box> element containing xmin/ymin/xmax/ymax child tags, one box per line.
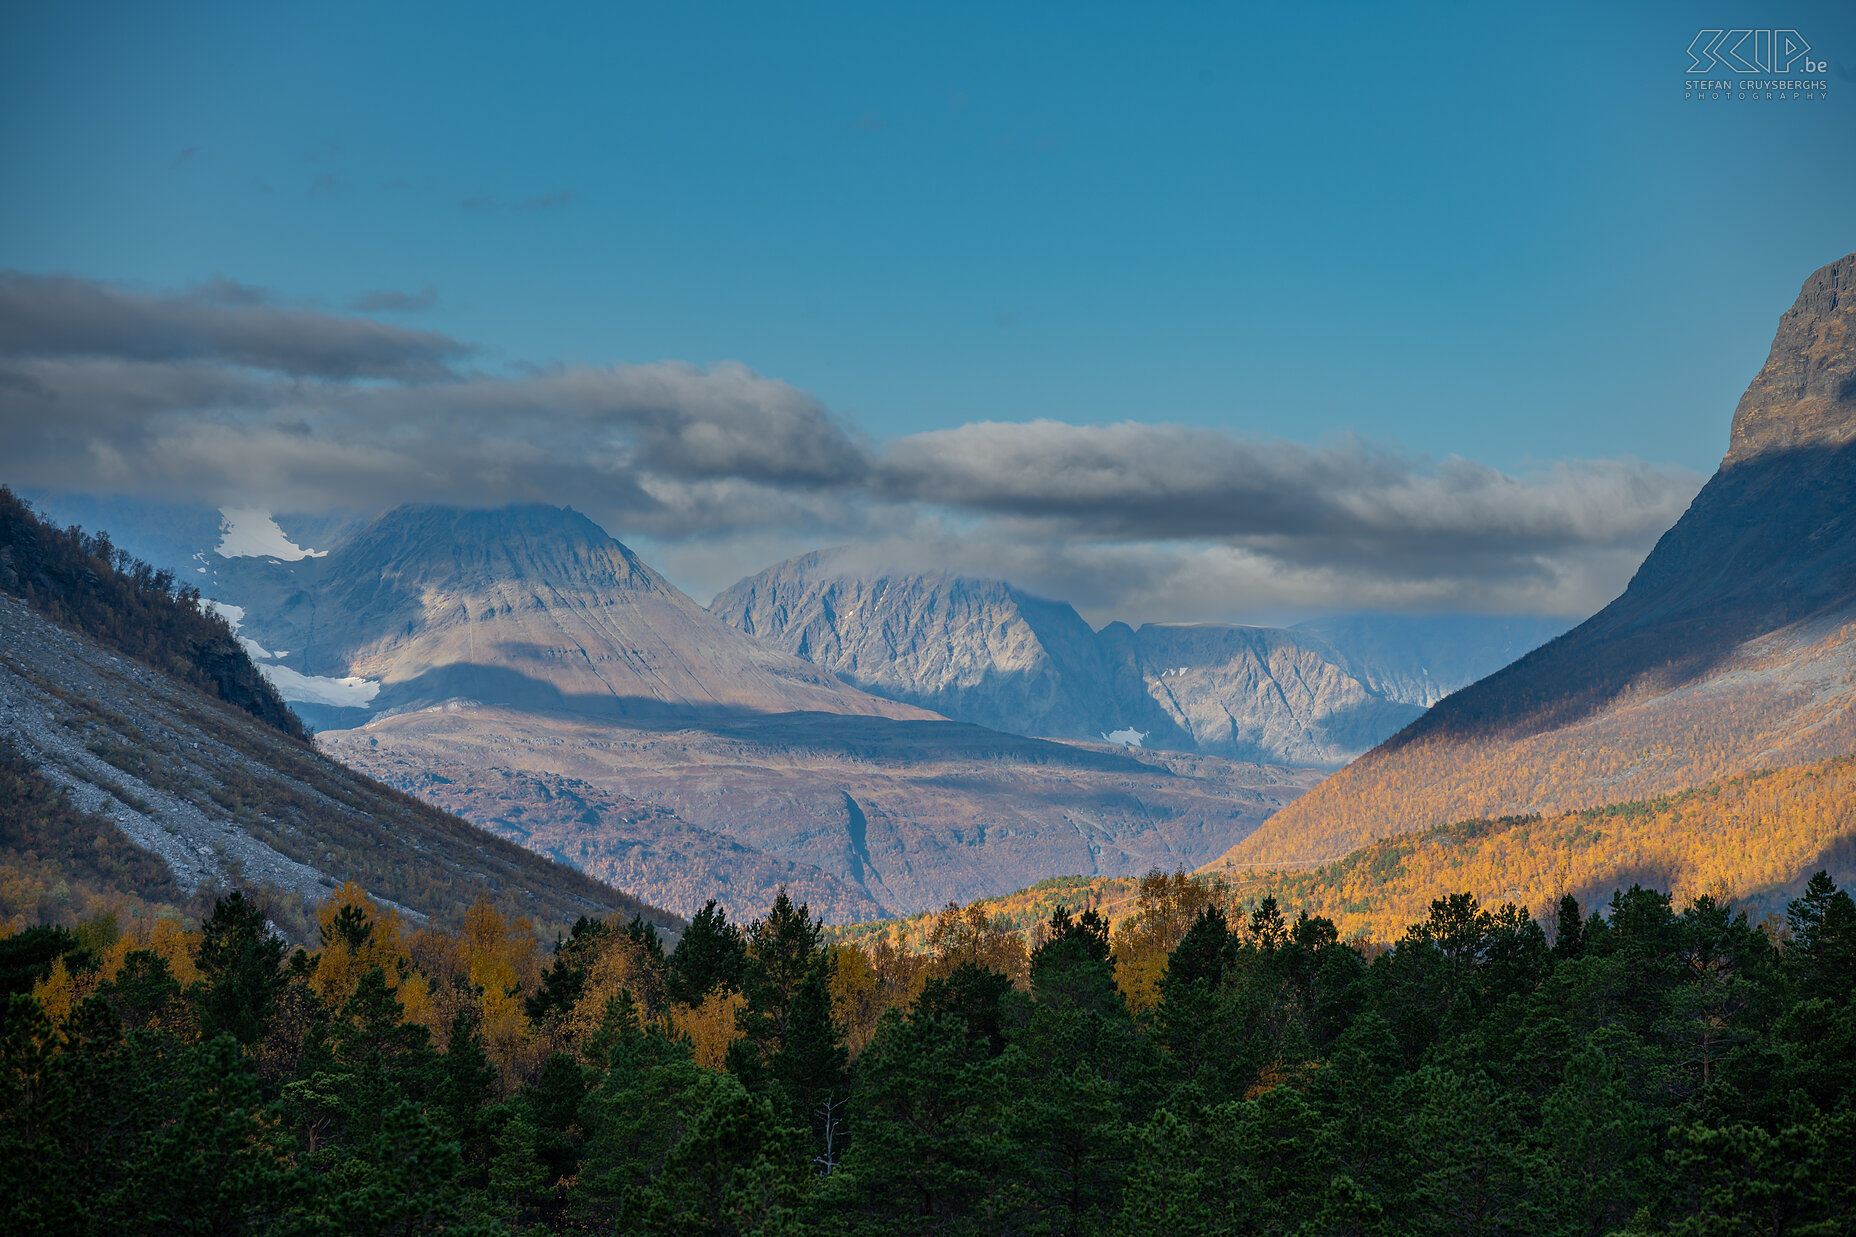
<box><xmin>1029</xmin><ymin>905</ymin><xmax>1121</xmax><ymax>1016</ymax></box>
<box><xmin>122</xmin><ymin>1035</ymin><xmax>291</xmax><ymax>1233</ymax></box>
<box><xmin>771</xmin><ymin>955</ymin><xmax>849</xmax><ymax>1166</ymax></box>
<box><xmin>194</xmin><ymin>891</ymin><xmax>289</xmax><ymax>1046</ymax></box>
<box><xmin>631</xmin><ymin>1071</ymin><xmax>805</xmax><ymax>1237</ymax></box>
<box><xmin>665</xmin><ymin>901</ymin><xmax>748</xmax><ymax>1009</ymax></box>
<box><xmin>819</xmin><ymin>1008</ymin><xmax>1014</xmax><ymax>1230</ymax></box>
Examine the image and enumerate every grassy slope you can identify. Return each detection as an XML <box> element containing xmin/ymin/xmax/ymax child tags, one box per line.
<box><xmin>0</xmin><ymin>731</ymin><xmax>191</xmax><ymax>930</ymax></box>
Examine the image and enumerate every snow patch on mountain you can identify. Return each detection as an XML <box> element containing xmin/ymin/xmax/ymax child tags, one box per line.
<box><xmin>206</xmin><ymin>599</ymin><xmax>376</xmax><ymax>707</ymax></box>
<box><xmin>216</xmin><ymin>508</ymin><xmax>327</xmax><ymax>561</ymax></box>
<box><xmin>256</xmin><ymin>664</ymin><xmax>381</xmax><ymax>708</ymax></box>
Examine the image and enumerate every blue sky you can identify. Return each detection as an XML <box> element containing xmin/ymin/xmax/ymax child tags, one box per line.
<box><xmin>2</xmin><ymin>2</ymin><xmax>1853</xmax><ymax>621</ymax></box>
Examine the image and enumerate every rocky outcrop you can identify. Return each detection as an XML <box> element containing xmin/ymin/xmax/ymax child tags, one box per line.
<box><xmin>1725</xmin><ymin>253</ymin><xmax>1856</xmax><ymax>465</ymax></box>
<box><xmin>713</xmin><ymin>554</ymin><xmax>1147</xmax><ymax>741</ymax></box>
<box><xmin>1108</xmin><ymin>623</ymin><xmax>1424</xmax><ymax>766</ymax></box>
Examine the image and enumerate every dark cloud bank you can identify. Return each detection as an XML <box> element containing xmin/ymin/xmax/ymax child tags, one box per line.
<box><xmin>0</xmin><ymin>270</ymin><xmax>1704</xmax><ymax>622</ymax></box>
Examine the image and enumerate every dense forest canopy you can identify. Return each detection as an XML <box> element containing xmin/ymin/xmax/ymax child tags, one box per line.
<box><xmin>4</xmin><ymin>868</ymin><xmax>1853</xmax><ymax>1235</ymax></box>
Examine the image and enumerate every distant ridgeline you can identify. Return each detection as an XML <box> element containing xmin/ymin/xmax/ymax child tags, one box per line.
<box><xmin>0</xmin><ymin>487</ymin><xmax>305</xmax><ymax>739</ymax></box>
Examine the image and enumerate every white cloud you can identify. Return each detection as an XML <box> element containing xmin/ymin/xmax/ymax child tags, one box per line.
<box><xmin>0</xmin><ymin>270</ymin><xmax>1709</xmax><ymax>623</ymax></box>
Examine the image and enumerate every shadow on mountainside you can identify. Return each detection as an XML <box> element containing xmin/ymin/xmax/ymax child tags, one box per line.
<box><xmin>1568</xmin><ymin>825</ymin><xmax>1856</xmax><ymax>929</ymax></box>
<box><xmin>341</xmin><ymin>664</ymin><xmax>1175</xmax><ymax>772</ymax></box>
<box><xmin>1382</xmin><ymin>440</ymin><xmax>1856</xmax><ymax>752</ymax></box>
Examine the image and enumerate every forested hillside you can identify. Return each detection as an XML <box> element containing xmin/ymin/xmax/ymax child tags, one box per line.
<box><xmin>0</xmin><ymin>487</ymin><xmax>305</xmax><ymax>738</ymax></box>
<box><xmin>833</xmin><ymin>751</ymin><xmax>1856</xmax><ymax>1002</ymax></box>
<box><xmin>5</xmin><ymin>870</ymin><xmax>1851</xmax><ymax>1234</ymax></box>
<box><xmin>1201</xmin><ymin>753</ymin><xmax>1856</xmax><ymax>942</ymax></box>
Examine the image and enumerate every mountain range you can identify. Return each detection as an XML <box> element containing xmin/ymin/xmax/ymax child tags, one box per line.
<box><xmin>714</xmin><ymin>556</ymin><xmax>1564</xmax><ymax>766</ymax></box>
<box><xmin>21</xmin><ymin>253</ymin><xmax>1853</xmax><ymax>933</ymax></box>
<box><xmin>26</xmin><ymin>494</ymin><xmax>1568</xmax><ymax>769</ymax></box>
<box><xmin>0</xmin><ymin>495</ymin><xmax>1582</xmax><ymax>924</ymax></box>
<box><xmin>156</xmin><ymin>502</ymin><xmax>1310</xmax><ymax>920</ymax></box>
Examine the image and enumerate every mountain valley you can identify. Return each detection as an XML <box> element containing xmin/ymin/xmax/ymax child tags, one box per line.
<box><xmin>140</xmin><ymin>502</ymin><xmax>1314</xmax><ymax>919</ymax></box>
<box><xmin>16</xmin><ymin>258</ymin><xmax>1853</xmax><ymax>932</ymax></box>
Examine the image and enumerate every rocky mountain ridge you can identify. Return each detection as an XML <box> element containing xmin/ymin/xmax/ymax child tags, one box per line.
<box><xmin>217</xmin><ymin>504</ymin><xmax>935</xmax><ymax>731</ymax></box>
<box><xmin>713</xmin><ymin>554</ymin><xmax>1566</xmax><ymax>767</ymax></box>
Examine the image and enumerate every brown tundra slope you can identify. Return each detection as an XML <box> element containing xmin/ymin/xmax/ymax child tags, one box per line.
<box><xmin>1209</xmin><ymin>252</ymin><xmax>1856</xmax><ymax>873</ymax></box>
<box><xmin>323</xmin><ymin>705</ymin><xmax>1318</xmax><ymax>923</ymax></box>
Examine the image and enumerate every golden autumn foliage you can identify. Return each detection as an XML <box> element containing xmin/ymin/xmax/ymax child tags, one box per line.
<box><xmin>145</xmin><ymin>915</ymin><xmax>203</xmax><ymax>987</ymax></box>
<box><xmin>25</xmin><ymin>906</ymin><xmax>206</xmax><ymax>1031</ymax></box>
<box><xmin>924</xmin><ymin>901</ymin><xmax>1030</xmax><ymax>987</ymax></box>
<box><xmin>562</xmin><ymin>933</ymin><xmax>665</xmax><ymax>1044</ymax></box>
<box><xmin>31</xmin><ymin>748</ymin><xmax>1844</xmax><ymax>1090</ymax></box>
<box><xmin>309</xmin><ymin>881</ymin><xmax>411</xmax><ymax>1004</ymax></box>
<box><xmin>832</xmin><ymin>899</ymin><xmax>1034</xmax><ymax>1019</ymax></box>
<box><xmin>836</xmin><ymin>877</ymin><xmax>1136</xmax><ymax>958</ymax></box>
<box><xmin>459</xmin><ymin>900</ymin><xmax>543</xmax><ymax>1075</ymax></box>
<box><xmin>1226</xmin><ymin>633</ymin><xmax>1856</xmax><ymax>870</ymax></box>
<box><xmin>669</xmin><ymin>989</ymin><xmax>748</xmax><ymax>1069</ymax></box>
<box><xmin>1213</xmin><ymin>752</ymin><xmax>1856</xmax><ymax>942</ymax></box>
<box><xmin>837</xmin><ymin>753</ymin><xmax>1856</xmax><ymax>972</ymax></box>
<box><xmin>831</xmin><ymin>869</ymin><xmax>1236</xmax><ymax>1013</ymax></box>
<box><xmin>30</xmin><ymin>954</ymin><xmax>74</xmax><ymax>1024</ymax></box>
<box><xmin>825</xmin><ymin>944</ymin><xmax>885</xmax><ymax>1054</ymax></box>
<box><xmin>18</xmin><ymin>879</ymin><xmax>944</xmax><ymax>1088</ymax></box>
<box><xmin>1109</xmin><ymin>870</ymin><xmax>1224</xmax><ymax>1013</ymax></box>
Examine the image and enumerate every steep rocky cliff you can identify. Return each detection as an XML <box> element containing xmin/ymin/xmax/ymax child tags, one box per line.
<box><xmin>712</xmin><ymin>555</ymin><xmax>1157</xmax><ymax>742</ymax></box>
